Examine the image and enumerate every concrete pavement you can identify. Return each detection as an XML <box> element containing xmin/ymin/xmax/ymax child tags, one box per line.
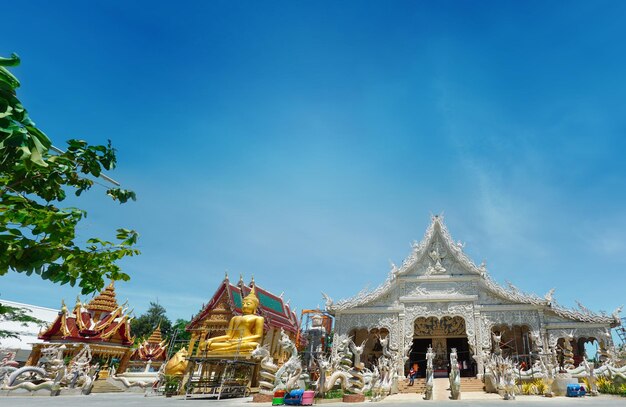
<box><xmin>0</xmin><ymin>392</ymin><xmax>624</xmax><ymax>407</ymax></box>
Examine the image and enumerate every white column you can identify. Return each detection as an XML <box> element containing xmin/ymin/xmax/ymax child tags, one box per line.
<box><xmin>473</xmin><ymin>310</ymin><xmax>484</xmax><ymax>379</ymax></box>
<box><xmin>398</xmin><ymin>311</ymin><xmax>405</xmax><ymax>376</ymax></box>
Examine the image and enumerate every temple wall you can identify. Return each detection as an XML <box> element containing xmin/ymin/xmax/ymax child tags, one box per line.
<box><xmin>335</xmin><ymin>312</ymin><xmax>401</xmax><ymax>343</ymax></box>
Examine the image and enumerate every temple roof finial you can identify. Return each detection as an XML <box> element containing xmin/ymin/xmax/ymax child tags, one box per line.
<box><xmin>147</xmin><ymin>324</ymin><xmax>163</xmax><ymax>343</ymax></box>
<box><xmin>86</xmin><ymin>280</ymin><xmax>119</xmax><ymax>313</ymax></box>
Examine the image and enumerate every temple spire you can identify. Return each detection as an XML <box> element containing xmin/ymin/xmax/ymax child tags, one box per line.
<box><xmin>87</xmin><ymin>281</ymin><xmax>119</xmax><ymax>314</ymax></box>
<box><xmin>146</xmin><ymin>324</ymin><xmax>163</xmax><ymax>343</ymax></box>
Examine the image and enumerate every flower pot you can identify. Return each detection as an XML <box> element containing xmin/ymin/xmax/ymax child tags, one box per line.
<box><xmin>342</xmin><ymin>394</ymin><xmax>365</xmax><ymax>403</ymax></box>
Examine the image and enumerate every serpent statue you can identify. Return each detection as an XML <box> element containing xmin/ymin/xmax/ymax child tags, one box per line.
<box><xmin>251</xmin><ymin>344</ymin><xmax>278</xmax><ymax>395</ymax></box>
<box><xmin>0</xmin><ymin>350</ymin><xmax>19</xmax><ymax>384</ymax></box>
<box><xmin>449</xmin><ymin>348</ymin><xmax>461</xmax><ymax>400</ymax></box>
<box><xmin>313</xmin><ymin>353</ymin><xmax>350</xmax><ymax>398</ymax></box>
<box><xmin>274</xmin><ymin>329</ymin><xmax>306</xmax><ymax>392</ymax></box>
<box><xmin>501</xmin><ymin>362</ymin><xmax>516</xmax><ymax>400</ymax></box>
<box><xmin>560</xmin><ymin>332</ymin><xmax>575</xmax><ymax>370</ymax></box>
<box><xmin>369</xmin><ymin>334</ymin><xmax>397</xmax><ymax>401</ymax></box>
<box><xmin>424</xmin><ymin>345</ymin><xmax>434</xmax><ymax>400</ymax></box>
<box><xmin>3</xmin><ymin>366</ymin><xmax>59</xmax><ymax>394</ymax></box>
<box><xmin>347</xmin><ymin>338</ymin><xmax>368</xmax><ymax>393</ymax></box>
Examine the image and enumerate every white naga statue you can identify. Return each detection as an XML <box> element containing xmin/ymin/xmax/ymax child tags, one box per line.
<box><xmin>560</xmin><ymin>332</ymin><xmax>575</xmax><ymax>370</ymax></box>
<box><xmin>424</xmin><ymin>345</ymin><xmax>434</xmax><ymax>400</ymax></box>
<box><xmin>251</xmin><ymin>344</ymin><xmax>278</xmax><ymax>396</ymax></box>
<box><xmin>369</xmin><ymin>334</ymin><xmax>401</xmax><ymax>401</ymax></box>
<box><xmin>484</xmin><ymin>353</ymin><xmax>518</xmax><ymax>400</ymax></box>
<box><xmin>311</xmin><ymin>332</ymin><xmax>398</xmax><ymax>401</ymax></box>
<box><xmin>315</xmin><ymin>334</ymin><xmax>372</xmax><ymax>397</ymax></box>
<box><xmin>491</xmin><ymin>331</ymin><xmax>503</xmax><ymax>356</ymax></box>
<box><xmin>2</xmin><ymin>344</ymin><xmax>95</xmax><ymax>396</ymax></box>
<box><xmin>449</xmin><ymin>348</ymin><xmax>461</xmax><ymax>400</ymax></box>
<box><xmin>274</xmin><ymin>329</ymin><xmax>306</xmax><ymax>392</ymax></box>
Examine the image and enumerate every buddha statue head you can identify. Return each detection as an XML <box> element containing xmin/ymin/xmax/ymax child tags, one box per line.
<box><xmin>241</xmin><ymin>286</ymin><xmax>260</xmax><ymax>315</ymax></box>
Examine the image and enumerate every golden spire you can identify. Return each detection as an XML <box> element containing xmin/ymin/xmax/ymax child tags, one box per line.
<box><xmin>147</xmin><ymin>324</ymin><xmax>163</xmax><ymax>343</ymax></box>
<box><xmin>86</xmin><ymin>281</ymin><xmax>119</xmax><ymax>313</ymax></box>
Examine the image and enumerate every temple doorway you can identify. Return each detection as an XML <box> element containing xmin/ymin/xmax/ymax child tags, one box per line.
<box><xmin>409</xmin><ymin>316</ymin><xmax>475</xmax><ymax>378</ymax></box>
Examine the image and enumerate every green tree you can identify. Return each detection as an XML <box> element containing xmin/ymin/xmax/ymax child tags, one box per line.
<box><xmin>0</xmin><ymin>53</ymin><xmax>139</xmax><ymax>295</ymax></box>
<box><xmin>169</xmin><ymin>318</ymin><xmax>191</xmax><ymax>353</ymax></box>
<box><xmin>173</xmin><ymin>319</ymin><xmax>191</xmax><ymax>342</ymax></box>
<box><xmin>131</xmin><ymin>302</ymin><xmax>173</xmax><ymax>342</ymax></box>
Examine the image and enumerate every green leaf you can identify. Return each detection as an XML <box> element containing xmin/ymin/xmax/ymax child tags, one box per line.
<box><xmin>0</xmin><ymin>54</ymin><xmax>139</xmax><ymax>294</ymax></box>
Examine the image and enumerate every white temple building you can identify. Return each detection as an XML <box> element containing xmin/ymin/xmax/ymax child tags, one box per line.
<box><xmin>0</xmin><ymin>299</ymin><xmax>58</xmax><ymax>363</ymax></box>
<box><xmin>324</xmin><ymin>215</ymin><xmax>622</xmax><ymax>378</ymax></box>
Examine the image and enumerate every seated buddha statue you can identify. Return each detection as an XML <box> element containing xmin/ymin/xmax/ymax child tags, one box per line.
<box><xmin>199</xmin><ymin>287</ymin><xmax>265</xmax><ymax>355</ymax></box>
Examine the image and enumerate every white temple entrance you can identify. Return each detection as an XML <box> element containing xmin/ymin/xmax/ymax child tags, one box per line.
<box><xmin>410</xmin><ymin>316</ymin><xmax>475</xmax><ymax>378</ymax></box>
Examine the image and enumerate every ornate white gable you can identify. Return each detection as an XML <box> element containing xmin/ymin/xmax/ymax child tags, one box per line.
<box><xmin>398</xmin><ymin>215</ymin><xmax>484</xmax><ymax>278</ymax></box>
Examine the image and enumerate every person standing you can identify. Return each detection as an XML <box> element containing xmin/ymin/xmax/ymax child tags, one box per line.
<box><xmin>408</xmin><ymin>366</ymin><xmax>416</xmax><ymax>386</ymax></box>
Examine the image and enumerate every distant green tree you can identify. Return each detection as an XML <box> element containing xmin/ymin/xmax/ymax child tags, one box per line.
<box><xmin>173</xmin><ymin>319</ymin><xmax>191</xmax><ymax>341</ymax></box>
<box><xmin>169</xmin><ymin>318</ymin><xmax>191</xmax><ymax>353</ymax></box>
<box><xmin>0</xmin><ymin>53</ymin><xmax>139</xmax><ymax>295</ymax></box>
<box><xmin>131</xmin><ymin>302</ymin><xmax>173</xmax><ymax>342</ymax></box>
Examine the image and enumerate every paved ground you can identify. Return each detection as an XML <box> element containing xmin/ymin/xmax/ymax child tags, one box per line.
<box><xmin>433</xmin><ymin>377</ymin><xmax>451</xmax><ymax>400</ymax></box>
<box><xmin>1</xmin><ymin>392</ymin><xmax>625</xmax><ymax>407</ymax></box>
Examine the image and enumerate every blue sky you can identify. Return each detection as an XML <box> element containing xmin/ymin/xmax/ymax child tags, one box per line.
<box><xmin>2</xmin><ymin>1</ymin><xmax>626</xmax><ymax>328</ymax></box>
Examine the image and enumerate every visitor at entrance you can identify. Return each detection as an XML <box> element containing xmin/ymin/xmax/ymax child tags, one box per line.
<box><xmin>408</xmin><ymin>366</ymin><xmax>416</xmax><ymax>386</ymax></box>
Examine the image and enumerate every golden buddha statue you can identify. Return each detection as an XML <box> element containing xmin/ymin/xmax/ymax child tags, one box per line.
<box><xmin>199</xmin><ymin>286</ymin><xmax>264</xmax><ymax>355</ymax></box>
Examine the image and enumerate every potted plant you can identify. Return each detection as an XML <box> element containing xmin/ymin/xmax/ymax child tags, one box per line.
<box><xmin>163</xmin><ymin>375</ymin><xmax>181</xmax><ymax>397</ymax></box>
<box><xmin>342</xmin><ymin>389</ymin><xmax>365</xmax><ymax>403</ymax></box>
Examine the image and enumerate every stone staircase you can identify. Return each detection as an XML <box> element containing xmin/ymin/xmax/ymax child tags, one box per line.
<box><xmin>398</xmin><ymin>376</ymin><xmax>483</xmax><ymax>398</ymax></box>
<box><xmin>460</xmin><ymin>377</ymin><xmax>484</xmax><ymax>392</ymax></box>
<box><xmin>397</xmin><ymin>378</ymin><xmax>427</xmax><ymax>394</ymax></box>
<box><xmin>91</xmin><ymin>379</ymin><xmax>125</xmax><ymax>393</ymax></box>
